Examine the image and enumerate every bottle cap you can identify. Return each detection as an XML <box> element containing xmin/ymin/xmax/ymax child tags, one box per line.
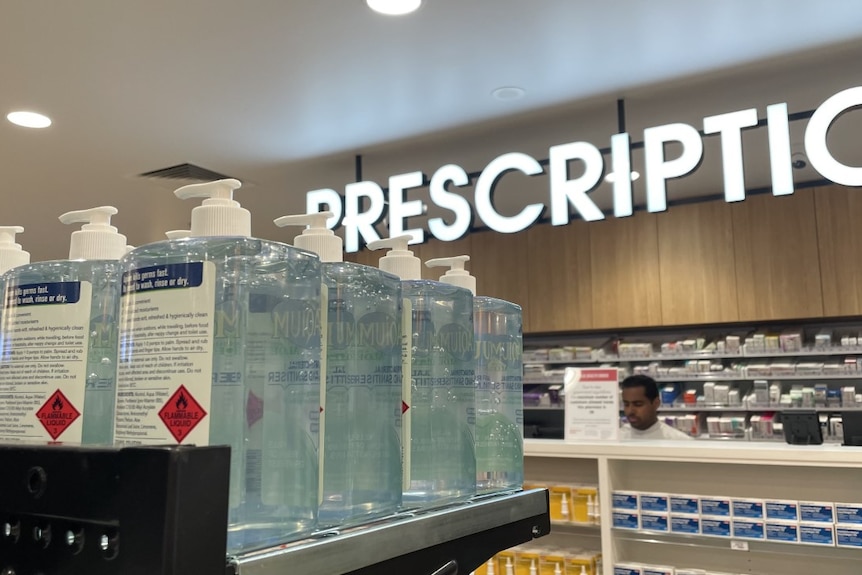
<box><xmin>273</xmin><ymin>211</ymin><xmax>342</xmax><ymax>262</ymax></box>
<box><xmin>367</xmin><ymin>235</ymin><xmax>421</xmax><ymax>280</ymax></box>
<box><xmin>174</xmin><ymin>178</ymin><xmax>250</xmax><ymax>237</ymax></box>
<box><xmin>59</xmin><ymin>206</ymin><xmax>127</xmax><ymax>260</ymax></box>
<box><xmin>0</xmin><ymin>226</ymin><xmax>30</xmax><ymax>273</ymax></box>
<box><xmin>165</xmin><ymin>230</ymin><xmax>191</xmax><ymax>240</ymax></box>
<box><xmin>425</xmin><ymin>255</ymin><xmax>475</xmax><ymax>294</ymax></box>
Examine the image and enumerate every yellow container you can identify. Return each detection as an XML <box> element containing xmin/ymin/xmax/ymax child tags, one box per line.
<box><xmin>515</xmin><ymin>551</ymin><xmax>541</xmax><ymax>575</ymax></box>
<box><xmin>539</xmin><ymin>551</ymin><xmax>567</xmax><ymax>575</ymax></box>
<box><xmin>574</xmin><ymin>486</ymin><xmax>598</xmax><ymax>524</ymax></box>
<box><xmin>565</xmin><ymin>554</ymin><xmax>596</xmax><ymax>575</ymax></box>
<box><xmin>549</xmin><ymin>486</ymin><xmax>574</xmax><ymax>522</ymax></box>
<box><xmin>497</xmin><ymin>550</ymin><xmax>516</xmax><ymax>574</ymax></box>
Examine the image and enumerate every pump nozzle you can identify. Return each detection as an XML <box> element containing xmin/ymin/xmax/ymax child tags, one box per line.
<box><xmin>274</xmin><ymin>211</ymin><xmax>343</xmax><ymax>262</ymax></box>
<box><xmin>487</xmin><ymin>558</ymin><xmax>496</xmax><ymax>575</ymax></box>
<box><xmin>425</xmin><ymin>255</ymin><xmax>475</xmax><ymax>295</ymax></box>
<box><xmin>173</xmin><ymin>179</ymin><xmax>250</xmax><ymax>237</ymax></box>
<box><xmin>505</xmin><ymin>556</ymin><xmax>514</xmax><ymax>575</ymax></box>
<box><xmin>367</xmin><ymin>234</ymin><xmax>421</xmax><ymax>280</ymax></box>
<box><xmin>0</xmin><ymin>226</ymin><xmax>29</xmax><ymax>274</ymax></box>
<box><xmin>59</xmin><ymin>206</ymin><xmax>127</xmax><ymax>260</ymax></box>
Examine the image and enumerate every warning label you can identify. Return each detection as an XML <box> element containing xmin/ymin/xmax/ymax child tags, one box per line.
<box><xmin>158</xmin><ymin>385</ymin><xmax>207</xmax><ymax>443</ymax></box>
<box><xmin>35</xmin><ymin>389</ymin><xmax>81</xmax><ymax>440</ymax></box>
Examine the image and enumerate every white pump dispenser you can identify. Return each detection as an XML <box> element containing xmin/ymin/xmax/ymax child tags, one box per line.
<box><xmin>529</xmin><ymin>559</ymin><xmax>538</xmax><ymax>575</ymax></box>
<box><xmin>553</xmin><ymin>563</ymin><xmax>563</xmax><ymax>575</ymax></box>
<box><xmin>273</xmin><ymin>211</ymin><xmax>343</xmax><ymax>263</ymax></box>
<box><xmin>579</xmin><ymin>565</ymin><xmax>586</xmax><ymax>575</ymax></box>
<box><xmin>505</xmin><ymin>557</ymin><xmax>515</xmax><ymax>575</ymax></box>
<box><xmin>59</xmin><ymin>206</ymin><xmax>127</xmax><ymax>260</ymax></box>
<box><xmin>367</xmin><ymin>235</ymin><xmax>422</xmax><ymax>280</ymax></box>
<box><xmin>165</xmin><ymin>230</ymin><xmax>191</xmax><ymax>240</ymax></box>
<box><xmin>0</xmin><ymin>226</ymin><xmax>30</xmax><ymax>274</ymax></box>
<box><xmin>174</xmin><ymin>178</ymin><xmax>251</xmax><ymax>237</ymax></box>
<box><xmin>426</xmin><ymin>255</ymin><xmax>476</xmax><ymax>295</ymax></box>
<box><xmin>487</xmin><ymin>559</ymin><xmax>496</xmax><ymax>575</ymax></box>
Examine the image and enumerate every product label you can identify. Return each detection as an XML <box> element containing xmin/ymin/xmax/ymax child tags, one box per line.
<box><xmin>799</xmin><ymin>502</ymin><xmax>835</xmax><ymax>523</ymax></box>
<box><xmin>836</xmin><ymin>503</ymin><xmax>862</xmax><ymax>524</ymax></box>
<box><xmin>670</xmin><ymin>495</ymin><xmax>700</xmax><ymax>515</ymax></box>
<box><xmin>613</xmin><ymin>491</ymin><xmax>639</xmax><ymax>510</ymax></box>
<box><xmin>612</xmin><ymin>511</ymin><xmax>640</xmax><ymax>530</ymax></box>
<box><xmin>670</xmin><ymin>514</ymin><xmax>700</xmax><ymax>534</ymax></box>
<box><xmin>642</xmin><ymin>568</ymin><xmax>674</xmax><ymax>575</ymax></box>
<box><xmin>765</xmin><ymin>500</ymin><xmax>799</xmax><ymax>521</ymax></box>
<box><xmin>765</xmin><ymin>521</ymin><xmax>799</xmax><ymax>543</ymax></box>
<box><xmin>401</xmin><ymin>297</ymin><xmax>412</xmax><ymax>489</ymax></box>
<box><xmin>732</xmin><ymin>519</ymin><xmax>765</xmax><ymax>540</ymax></box>
<box><xmin>836</xmin><ymin>524</ymin><xmax>862</xmax><ymax>548</ymax></box>
<box><xmin>641</xmin><ymin>513</ymin><xmax>669</xmax><ymax>532</ymax></box>
<box><xmin>700</xmin><ymin>517</ymin><xmax>732</xmax><ymax>537</ymax></box>
<box><xmin>732</xmin><ymin>499</ymin><xmax>764</xmax><ymax>519</ymax></box>
<box><xmin>0</xmin><ymin>281</ymin><xmax>92</xmax><ymax>443</ymax></box>
<box><xmin>614</xmin><ymin>566</ymin><xmax>642</xmax><ymax>575</ymax></box>
<box><xmin>700</xmin><ymin>497</ymin><xmax>731</xmax><ymax>517</ymax></box>
<box><xmin>799</xmin><ymin>523</ymin><xmax>835</xmax><ymax>546</ymax></box>
<box><xmin>640</xmin><ymin>494</ymin><xmax>669</xmax><ymax>513</ymax></box>
<box><xmin>115</xmin><ymin>262</ymin><xmax>214</xmax><ymax>446</ymax></box>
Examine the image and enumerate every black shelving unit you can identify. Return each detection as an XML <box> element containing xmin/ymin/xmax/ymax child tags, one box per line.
<box><xmin>1</xmin><ymin>444</ymin><xmax>550</xmax><ymax>575</ymax></box>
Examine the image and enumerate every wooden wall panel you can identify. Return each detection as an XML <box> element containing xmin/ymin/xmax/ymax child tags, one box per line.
<box><xmin>470</xmin><ymin>231</ymin><xmax>531</xmax><ymax>325</ymax></box>
<box><xmin>657</xmin><ymin>201</ymin><xmax>739</xmax><ymax>325</ymax></box>
<box><xmin>815</xmin><ymin>185</ymin><xmax>862</xmax><ymax>316</ymax></box>
<box><xmin>590</xmin><ymin>212</ymin><xmax>663</xmax><ymax>328</ymax></box>
<box><xmin>732</xmin><ymin>189</ymin><xmax>824</xmax><ymax>320</ymax></box>
<box><xmin>525</xmin><ymin>221</ymin><xmax>592</xmax><ymax>333</ymax></box>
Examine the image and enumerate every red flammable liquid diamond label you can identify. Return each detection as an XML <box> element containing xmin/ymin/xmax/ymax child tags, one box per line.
<box><xmin>402</xmin><ymin>401</ymin><xmax>410</xmax><ymax>414</ymax></box>
<box><xmin>246</xmin><ymin>390</ymin><xmax>263</xmax><ymax>428</ymax></box>
<box><xmin>158</xmin><ymin>385</ymin><xmax>207</xmax><ymax>443</ymax></box>
<box><xmin>36</xmin><ymin>389</ymin><xmax>81</xmax><ymax>441</ymax></box>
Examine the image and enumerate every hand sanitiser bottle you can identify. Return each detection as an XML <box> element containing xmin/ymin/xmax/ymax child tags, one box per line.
<box><xmin>275</xmin><ymin>212</ymin><xmax>402</xmax><ymax>527</ymax></box>
<box><xmin>0</xmin><ymin>208</ymin><xmax>125</xmax><ymax>445</ymax></box>
<box><xmin>115</xmin><ymin>179</ymin><xmax>321</xmax><ymax>553</ymax></box>
<box><xmin>427</xmin><ymin>256</ymin><xmax>524</xmax><ymax>493</ymax></box>
<box><xmin>367</xmin><ymin>236</ymin><xmax>476</xmax><ymax>507</ymax></box>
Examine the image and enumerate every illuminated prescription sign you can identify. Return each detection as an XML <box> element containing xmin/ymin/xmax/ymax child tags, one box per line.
<box><xmin>308</xmin><ymin>86</ymin><xmax>862</xmax><ymax>253</ymax></box>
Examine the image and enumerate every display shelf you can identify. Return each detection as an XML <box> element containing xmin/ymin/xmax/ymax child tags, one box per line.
<box><xmin>525</xmin><ymin>347</ymin><xmax>862</xmax><ymax>365</ymax></box>
<box><xmin>523</xmin><ymin>438</ymin><xmax>862</xmax><ymax>466</ymax></box>
<box><xmin>231</xmin><ymin>489</ymin><xmax>550</xmax><ymax>575</ymax></box>
<box><xmin>524</xmin><ymin>406</ymin><xmax>565</xmax><ymax>411</ymax></box>
<box><xmin>652</xmin><ymin>373</ymin><xmax>862</xmax><ymax>382</ymax></box>
<box><xmin>550</xmin><ymin>521</ymin><xmax>602</xmax><ymax>534</ymax></box>
<box><xmin>659</xmin><ymin>406</ymin><xmax>862</xmax><ymax>412</ymax></box>
<box><xmin>613</xmin><ymin>529</ymin><xmax>862</xmax><ymax>562</ymax></box>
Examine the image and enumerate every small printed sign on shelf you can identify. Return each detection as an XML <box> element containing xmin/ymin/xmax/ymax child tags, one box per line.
<box><xmin>564</xmin><ymin>367</ymin><xmax>620</xmax><ymax>441</ymax></box>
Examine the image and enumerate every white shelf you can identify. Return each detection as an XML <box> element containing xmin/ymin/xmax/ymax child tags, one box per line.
<box><xmin>523</xmin><ymin>438</ymin><xmax>862</xmax><ymax>467</ymax></box>
<box><xmin>652</xmin><ymin>373</ymin><xmax>862</xmax><ymax>382</ymax></box>
<box><xmin>659</xmin><ymin>406</ymin><xmax>862</xmax><ymax>412</ymax></box>
<box><xmin>612</xmin><ymin>529</ymin><xmax>862</xmax><ymax>561</ymax></box>
<box><xmin>525</xmin><ymin>348</ymin><xmax>862</xmax><ymax>365</ymax></box>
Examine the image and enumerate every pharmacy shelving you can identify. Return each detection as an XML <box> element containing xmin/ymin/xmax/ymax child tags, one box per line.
<box><xmin>524</xmin><ymin>439</ymin><xmax>862</xmax><ymax>575</ymax></box>
<box><xmin>525</xmin><ymin>347</ymin><xmax>862</xmax><ymax>365</ymax></box>
<box><xmin>658</xmin><ymin>406</ymin><xmax>862</xmax><ymax>413</ymax></box>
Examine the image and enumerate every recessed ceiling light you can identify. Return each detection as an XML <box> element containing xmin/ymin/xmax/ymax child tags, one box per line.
<box><xmin>491</xmin><ymin>86</ymin><xmax>526</xmax><ymax>101</ymax></box>
<box><xmin>366</xmin><ymin>0</ymin><xmax>422</xmax><ymax>16</ymax></box>
<box><xmin>605</xmin><ymin>170</ymin><xmax>641</xmax><ymax>183</ymax></box>
<box><xmin>6</xmin><ymin>111</ymin><xmax>52</xmax><ymax>129</ymax></box>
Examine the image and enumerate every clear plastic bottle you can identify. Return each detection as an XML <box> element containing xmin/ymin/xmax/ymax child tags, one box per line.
<box><xmin>0</xmin><ymin>226</ymin><xmax>31</xmax><ymax>365</ymax></box>
<box><xmin>275</xmin><ymin>212</ymin><xmax>402</xmax><ymax>527</ymax></box>
<box><xmin>115</xmin><ymin>179</ymin><xmax>321</xmax><ymax>553</ymax></box>
<box><xmin>0</xmin><ymin>208</ymin><xmax>125</xmax><ymax>445</ymax></box>
<box><xmin>427</xmin><ymin>256</ymin><xmax>524</xmax><ymax>493</ymax></box>
<box><xmin>368</xmin><ymin>236</ymin><xmax>476</xmax><ymax>507</ymax></box>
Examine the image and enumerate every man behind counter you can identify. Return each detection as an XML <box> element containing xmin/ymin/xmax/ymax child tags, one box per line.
<box><xmin>620</xmin><ymin>374</ymin><xmax>693</xmax><ymax>440</ymax></box>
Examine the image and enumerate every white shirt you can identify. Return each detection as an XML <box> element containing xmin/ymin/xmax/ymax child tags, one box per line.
<box><xmin>620</xmin><ymin>420</ymin><xmax>694</xmax><ymax>440</ymax></box>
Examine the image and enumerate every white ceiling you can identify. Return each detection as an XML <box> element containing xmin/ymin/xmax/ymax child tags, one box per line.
<box><xmin>3</xmin><ymin>0</ymin><xmax>862</xmax><ymax>260</ymax></box>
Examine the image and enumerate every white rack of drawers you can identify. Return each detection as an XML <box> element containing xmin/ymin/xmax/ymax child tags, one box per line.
<box><xmin>525</xmin><ymin>439</ymin><xmax>862</xmax><ymax>575</ymax></box>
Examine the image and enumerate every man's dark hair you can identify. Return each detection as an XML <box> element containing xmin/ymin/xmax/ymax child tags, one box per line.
<box><xmin>620</xmin><ymin>374</ymin><xmax>659</xmax><ymax>401</ymax></box>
